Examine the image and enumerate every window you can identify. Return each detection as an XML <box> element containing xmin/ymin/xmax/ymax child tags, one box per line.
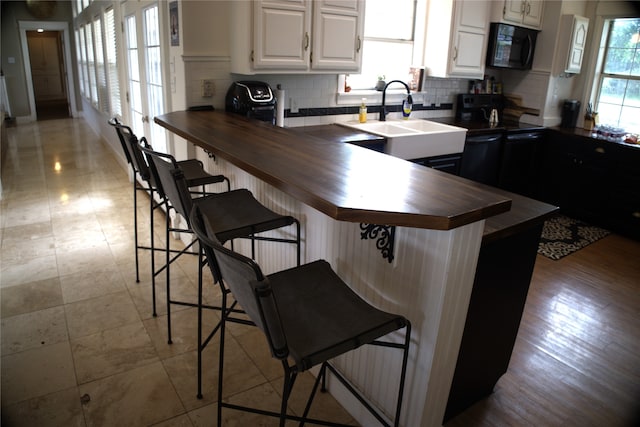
<box><xmin>104</xmin><ymin>7</ymin><xmax>121</xmax><ymax>117</ymax></box>
<box><xmin>345</xmin><ymin>0</ymin><xmax>416</xmax><ymax>90</ymax></box>
<box><xmin>93</xmin><ymin>15</ymin><xmax>108</xmax><ymax>112</ymax></box>
<box><xmin>77</xmin><ymin>25</ymin><xmax>90</xmax><ymax>98</ymax></box>
<box><xmin>595</xmin><ymin>18</ymin><xmax>640</xmax><ymax>133</ymax></box>
<box><xmin>86</xmin><ymin>23</ymin><xmax>98</xmax><ymax>106</ymax></box>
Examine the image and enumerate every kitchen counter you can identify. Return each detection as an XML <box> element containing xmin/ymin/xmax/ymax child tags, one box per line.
<box><xmin>429</xmin><ymin>116</ymin><xmax>545</xmax><ymax>134</ymax></box>
<box><xmin>154</xmin><ymin>110</ymin><xmax>556</xmax><ymax>427</ymax></box>
<box><xmin>155</xmin><ymin>111</ymin><xmax>511</xmax><ymax>230</ymax></box>
<box><xmin>551</xmin><ymin>125</ymin><xmax>640</xmax><ymax>150</ymax></box>
<box><xmin>287</xmin><ymin>123</ymin><xmax>557</xmax><ymax>244</ymax></box>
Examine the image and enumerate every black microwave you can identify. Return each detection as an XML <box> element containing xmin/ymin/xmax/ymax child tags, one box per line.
<box><xmin>486</xmin><ymin>23</ymin><xmax>539</xmax><ymax>70</ymax></box>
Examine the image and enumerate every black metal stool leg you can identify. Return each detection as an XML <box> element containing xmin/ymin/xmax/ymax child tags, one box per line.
<box><xmin>197</xmin><ymin>246</ymin><xmax>204</xmax><ymax>399</ymax></box>
<box><xmin>133</xmin><ymin>176</ymin><xmax>140</xmax><ymax>283</ymax></box>
<box><xmin>150</xmin><ymin>187</ymin><xmax>157</xmax><ymax>317</ymax></box>
<box><xmin>165</xmin><ymin>200</ymin><xmax>173</xmax><ymax>345</ymax></box>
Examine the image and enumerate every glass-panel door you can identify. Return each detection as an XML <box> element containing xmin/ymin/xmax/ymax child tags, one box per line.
<box><xmin>122</xmin><ymin>1</ymin><xmax>167</xmax><ymax>152</ymax></box>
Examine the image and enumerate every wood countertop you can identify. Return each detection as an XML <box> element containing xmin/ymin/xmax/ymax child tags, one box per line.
<box><xmin>291</xmin><ymin>124</ymin><xmax>557</xmax><ymax>242</ymax></box>
<box><xmin>155</xmin><ymin>110</ymin><xmax>513</xmax><ymax>230</ymax></box>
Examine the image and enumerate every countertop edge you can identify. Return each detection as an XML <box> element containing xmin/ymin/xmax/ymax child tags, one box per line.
<box><xmin>155</xmin><ymin>111</ymin><xmax>513</xmax><ymax>230</ymax></box>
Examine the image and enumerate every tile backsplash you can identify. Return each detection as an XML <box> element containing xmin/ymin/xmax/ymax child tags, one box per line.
<box><xmin>185</xmin><ymin>57</ymin><xmax>469</xmax><ymax>127</ymax></box>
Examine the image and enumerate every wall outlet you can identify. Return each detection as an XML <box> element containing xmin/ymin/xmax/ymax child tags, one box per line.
<box><xmin>290</xmin><ymin>97</ymin><xmax>299</xmax><ymax>113</ymax></box>
<box><xmin>202</xmin><ymin>79</ymin><xmax>214</xmax><ymax>98</ymax></box>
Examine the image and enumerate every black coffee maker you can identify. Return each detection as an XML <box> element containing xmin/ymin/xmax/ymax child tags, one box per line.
<box><xmin>561</xmin><ymin>100</ymin><xmax>581</xmax><ymax>128</ymax></box>
<box><xmin>225</xmin><ymin>81</ymin><xmax>277</xmax><ymax>124</ymax></box>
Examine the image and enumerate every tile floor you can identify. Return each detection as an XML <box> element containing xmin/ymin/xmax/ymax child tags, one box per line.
<box><xmin>0</xmin><ymin>118</ymin><xmax>356</xmax><ymax>426</ymax></box>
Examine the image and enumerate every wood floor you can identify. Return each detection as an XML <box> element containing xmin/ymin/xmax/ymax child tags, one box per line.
<box><xmin>445</xmin><ymin>233</ymin><xmax>640</xmax><ymax>427</ymax></box>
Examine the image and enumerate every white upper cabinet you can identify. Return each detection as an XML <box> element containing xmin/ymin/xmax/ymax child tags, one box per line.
<box><xmin>499</xmin><ymin>0</ymin><xmax>544</xmax><ymax>29</ymax></box>
<box><xmin>231</xmin><ymin>0</ymin><xmax>364</xmax><ymax>74</ymax></box>
<box><xmin>253</xmin><ymin>0</ymin><xmax>312</xmax><ymax>70</ymax></box>
<box><xmin>311</xmin><ymin>0</ymin><xmax>363</xmax><ymax>70</ymax></box>
<box><xmin>421</xmin><ymin>0</ymin><xmax>490</xmax><ymax>79</ymax></box>
<box><xmin>556</xmin><ymin>14</ymin><xmax>589</xmax><ymax>75</ymax></box>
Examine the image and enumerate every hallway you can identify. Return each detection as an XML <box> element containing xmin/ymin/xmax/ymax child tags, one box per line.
<box><xmin>1</xmin><ymin>117</ymin><xmax>639</xmax><ymax>426</ymax></box>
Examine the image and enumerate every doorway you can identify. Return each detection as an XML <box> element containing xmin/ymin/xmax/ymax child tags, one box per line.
<box><xmin>122</xmin><ymin>1</ymin><xmax>168</xmax><ymax>153</ymax></box>
<box><xmin>26</xmin><ymin>30</ymin><xmax>70</xmax><ymax>120</ymax></box>
<box><xmin>18</xmin><ymin>20</ymin><xmax>78</xmax><ymax>122</ymax></box>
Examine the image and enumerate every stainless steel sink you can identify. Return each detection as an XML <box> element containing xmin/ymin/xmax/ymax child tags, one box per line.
<box><xmin>338</xmin><ymin>119</ymin><xmax>467</xmax><ymax>159</ymax></box>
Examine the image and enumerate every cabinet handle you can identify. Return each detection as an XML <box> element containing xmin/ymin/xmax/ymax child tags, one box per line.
<box><xmin>356</xmin><ymin>36</ymin><xmax>361</xmax><ymax>53</ymax></box>
<box><xmin>142</xmin><ymin>115</ymin><xmax>149</xmax><ymax>123</ymax></box>
<box><xmin>304</xmin><ymin>32</ymin><xmax>309</xmax><ymax>51</ymax></box>
<box><xmin>633</xmin><ymin>211</ymin><xmax>640</xmax><ymax>219</ymax></box>
<box><xmin>526</xmin><ymin>2</ymin><xmax>531</xmax><ymax>15</ymax></box>
<box><xmin>521</xmin><ymin>1</ymin><xmax>526</xmax><ymax>14</ymax></box>
<box><xmin>453</xmin><ymin>46</ymin><xmax>458</xmax><ymax>61</ymax></box>
<box><xmin>595</xmin><ymin>147</ymin><xmax>605</xmax><ymax>154</ymax></box>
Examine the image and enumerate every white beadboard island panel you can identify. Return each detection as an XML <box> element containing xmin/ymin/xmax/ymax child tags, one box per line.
<box><xmin>198</xmin><ymin>152</ymin><xmax>484</xmax><ymax>427</ymax></box>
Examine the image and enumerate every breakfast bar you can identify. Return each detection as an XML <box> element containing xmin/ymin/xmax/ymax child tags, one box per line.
<box><xmin>154</xmin><ymin>110</ymin><xmax>553</xmax><ymax>426</ymax></box>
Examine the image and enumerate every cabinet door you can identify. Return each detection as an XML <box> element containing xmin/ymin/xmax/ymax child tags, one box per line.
<box><xmin>502</xmin><ymin>0</ymin><xmax>543</xmax><ymax>28</ymax></box>
<box><xmin>522</xmin><ymin>1</ymin><xmax>544</xmax><ymax>28</ymax></box>
<box><xmin>566</xmin><ymin>16</ymin><xmax>589</xmax><ymax>73</ymax></box>
<box><xmin>566</xmin><ymin>140</ymin><xmax>611</xmax><ymax>222</ymax></box>
<box><xmin>253</xmin><ymin>0</ymin><xmax>312</xmax><ymax>70</ymax></box>
<box><xmin>448</xmin><ymin>0</ymin><xmax>490</xmax><ymax>78</ymax></box>
<box><xmin>503</xmin><ymin>0</ymin><xmax>525</xmax><ymax>23</ymax></box>
<box><xmin>311</xmin><ymin>0</ymin><xmax>363</xmax><ymax>71</ymax></box>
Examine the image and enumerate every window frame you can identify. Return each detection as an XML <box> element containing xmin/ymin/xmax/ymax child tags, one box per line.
<box><xmin>341</xmin><ymin>0</ymin><xmax>418</xmax><ymax>92</ymax></box>
<box><xmin>593</xmin><ymin>17</ymin><xmax>640</xmax><ymax>133</ymax></box>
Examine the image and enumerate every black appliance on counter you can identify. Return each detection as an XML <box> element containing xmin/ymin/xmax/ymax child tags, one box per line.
<box><xmin>486</xmin><ymin>23</ymin><xmax>539</xmax><ymax>70</ymax></box>
<box><xmin>456</xmin><ymin>94</ymin><xmax>505</xmax><ymax>123</ymax></box>
<box><xmin>561</xmin><ymin>99</ymin><xmax>581</xmax><ymax>128</ymax></box>
<box><xmin>225</xmin><ymin>81</ymin><xmax>276</xmax><ymax>124</ymax></box>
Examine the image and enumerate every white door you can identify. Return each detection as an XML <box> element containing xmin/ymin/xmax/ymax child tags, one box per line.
<box><xmin>122</xmin><ymin>1</ymin><xmax>167</xmax><ymax>152</ymax></box>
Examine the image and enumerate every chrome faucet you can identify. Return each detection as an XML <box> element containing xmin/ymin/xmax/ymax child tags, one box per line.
<box><xmin>379</xmin><ymin>80</ymin><xmax>413</xmax><ymax>121</ymax></box>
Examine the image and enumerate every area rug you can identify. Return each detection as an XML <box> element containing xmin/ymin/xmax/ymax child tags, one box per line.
<box><xmin>537</xmin><ymin>215</ymin><xmax>610</xmax><ymax>260</ymax></box>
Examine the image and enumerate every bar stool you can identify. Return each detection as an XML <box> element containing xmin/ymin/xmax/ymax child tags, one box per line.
<box><xmin>140</xmin><ymin>144</ymin><xmax>301</xmax><ymax>399</ymax></box>
<box><xmin>190</xmin><ymin>203</ymin><xmax>411</xmax><ymax>427</ymax></box>
<box><xmin>108</xmin><ymin>118</ymin><xmax>229</xmax><ymax>315</ymax></box>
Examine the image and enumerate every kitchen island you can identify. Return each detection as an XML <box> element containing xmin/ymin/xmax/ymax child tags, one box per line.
<box><xmin>155</xmin><ymin>110</ymin><xmax>555</xmax><ymax>426</ymax></box>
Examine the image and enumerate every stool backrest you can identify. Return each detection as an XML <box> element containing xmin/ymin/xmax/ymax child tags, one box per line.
<box><xmin>190</xmin><ymin>204</ymin><xmax>290</xmax><ymax>360</ymax></box>
<box><xmin>108</xmin><ymin>118</ymin><xmax>133</xmax><ymax>166</ymax></box>
<box><xmin>111</xmin><ymin>121</ymin><xmax>154</xmax><ymax>184</ymax></box>
<box><xmin>140</xmin><ymin>145</ymin><xmax>193</xmax><ymax>221</ymax></box>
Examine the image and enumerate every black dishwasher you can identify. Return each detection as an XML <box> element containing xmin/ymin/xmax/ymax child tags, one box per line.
<box><xmin>459</xmin><ymin>133</ymin><xmax>503</xmax><ymax>186</ymax></box>
<box><xmin>498</xmin><ymin>130</ymin><xmax>545</xmax><ymax>198</ymax></box>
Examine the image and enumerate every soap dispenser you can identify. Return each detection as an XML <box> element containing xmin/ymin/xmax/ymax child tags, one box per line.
<box><xmin>359</xmin><ymin>98</ymin><xmax>367</xmax><ymax>123</ymax></box>
<box><xmin>402</xmin><ymin>96</ymin><xmax>412</xmax><ymax>119</ymax></box>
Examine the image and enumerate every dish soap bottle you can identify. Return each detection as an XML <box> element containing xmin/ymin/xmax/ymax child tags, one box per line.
<box><xmin>359</xmin><ymin>98</ymin><xmax>367</xmax><ymax>123</ymax></box>
<box><xmin>402</xmin><ymin>97</ymin><xmax>412</xmax><ymax>120</ymax></box>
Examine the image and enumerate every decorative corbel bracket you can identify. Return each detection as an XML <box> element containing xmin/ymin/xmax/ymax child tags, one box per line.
<box><xmin>360</xmin><ymin>223</ymin><xmax>396</xmax><ymax>263</ymax></box>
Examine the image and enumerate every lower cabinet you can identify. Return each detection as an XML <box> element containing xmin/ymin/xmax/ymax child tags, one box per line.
<box><xmin>609</xmin><ymin>148</ymin><xmax>640</xmax><ymax>239</ymax></box>
<box><xmin>409</xmin><ymin>153</ymin><xmax>462</xmax><ymax>175</ymax></box>
<box><xmin>539</xmin><ymin>129</ymin><xmax>640</xmax><ymax>240</ymax></box>
<box><xmin>444</xmin><ymin>222</ymin><xmax>544</xmax><ymax>423</ymax></box>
